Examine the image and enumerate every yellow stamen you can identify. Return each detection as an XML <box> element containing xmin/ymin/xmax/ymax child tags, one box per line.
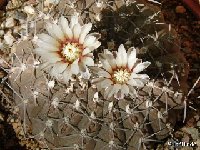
<box><xmin>62</xmin><ymin>43</ymin><xmax>81</xmax><ymax>63</ymax></box>
<box><xmin>113</xmin><ymin>68</ymin><xmax>130</xmax><ymax>84</ymax></box>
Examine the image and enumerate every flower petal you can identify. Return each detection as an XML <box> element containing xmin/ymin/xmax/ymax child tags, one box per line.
<box><xmin>127</xmin><ymin>79</ymin><xmax>144</xmax><ymax>87</ymax></box>
<box><xmin>98</xmin><ymin>70</ymin><xmax>111</xmax><ymax>78</ymax></box>
<box><xmin>46</xmin><ymin>23</ymin><xmax>56</xmax><ymax>38</ymax></box>
<box><xmin>104</xmin><ymin>53</ymin><xmax>116</xmax><ymax>69</ymax></box>
<box><xmin>71</xmin><ymin>59</ymin><xmax>79</xmax><ymax>75</ymax></box>
<box><xmin>89</xmin><ymin>66</ymin><xmax>104</xmax><ymax>74</ymax></box>
<box><xmin>121</xmin><ymin>84</ymin><xmax>129</xmax><ymax>95</ymax></box>
<box><xmin>59</xmin><ymin>16</ymin><xmax>68</xmax><ymax>28</ymax></box>
<box><xmin>133</xmin><ymin>61</ymin><xmax>151</xmax><ymax>74</ymax></box>
<box><xmin>128</xmin><ymin>47</ymin><xmax>137</xmax><ymax>70</ymax></box>
<box><xmin>36</xmin><ymin>40</ymin><xmax>58</xmax><ymax>51</ymax></box>
<box><xmin>50</xmin><ymin>62</ymin><xmax>68</xmax><ymax>77</ymax></box>
<box><xmin>82</xmin><ymin>57</ymin><xmax>94</xmax><ymax>66</ymax></box>
<box><xmin>113</xmin><ymin>84</ymin><xmax>121</xmax><ymax>94</ymax></box>
<box><xmin>115</xmin><ymin>45</ymin><xmax>125</xmax><ymax>67</ymax></box>
<box><xmin>59</xmin><ymin>16</ymin><xmax>73</xmax><ymax>39</ymax></box>
<box><xmin>38</xmin><ymin>33</ymin><xmax>59</xmax><ymax>47</ymax></box>
<box><xmin>92</xmin><ymin>77</ymin><xmax>105</xmax><ymax>84</ymax></box>
<box><xmin>130</xmin><ymin>73</ymin><xmax>149</xmax><ymax>79</ymax></box>
<box><xmin>39</xmin><ymin>52</ymin><xmax>61</xmax><ymax>63</ymax></box>
<box><xmin>70</xmin><ymin>15</ymin><xmax>78</xmax><ymax>29</ymax></box>
<box><xmin>82</xmin><ymin>48</ymin><xmax>91</xmax><ymax>56</ymax></box>
<box><xmin>88</xmin><ymin>41</ymin><xmax>101</xmax><ymax>50</ymax></box>
<box><xmin>79</xmin><ymin>23</ymin><xmax>92</xmax><ymax>44</ymax></box>
<box><xmin>83</xmin><ymin>36</ymin><xmax>96</xmax><ymax>48</ymax></box>
<box><xmin>100</xmin><ymin>59</ymin><xmax>112</xmax><ymax>73</ymax></box>
<box><xmin>73</xmin><ymin>23</ymin><xmax>81</xmax><ymax>40</ymax></box>
<box><xmin>118</xmin><ymin>44</ymin><xmax>127</xmax><ymax>67</ymax></box>
<box><xmin>104</xmin><ymin>85</ymin><xmax>114</xmax><ymax>99</ymax></box>
<box><xmin>79</xmin><ymin>62</ymin><xmax>86</xmax><ymax>72</ymax></box>
<box><xmin>63</xmin><ymin>66</ymin><xmax>72</xmax><ymax>83</ymax></box>
<box><xmin>46</xmin><ymin>23</ymin><xmax>65</xmax><ymax>40</ymax></box>
<box><xmin>52</xmin><ymin>24</ymin><xmax>65</xmax><ymax>40</ymax></box>
<box><xmin>128</xmin><ymin>85</ymin><xmax>138</xmax><ymax>98</ymax></box>
<box><xmin>108</xmin><ymin>84</ymin><xmax>121</xmax><ymax>98</ymax></box>
<box><xmin>87</xmin><ymin>33</ymin><xmax>101</xmax><ymax>40</ymax></box>
<box><xmin>101</xmin><ymin>79</ymin><xmax>113</xmax><ymax>89</ymax></box>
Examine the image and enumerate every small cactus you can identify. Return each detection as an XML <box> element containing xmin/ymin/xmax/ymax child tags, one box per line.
<box><xmin>6</xmin><ymin>0</ymin><xmax>190</xmax><ymax>149</ymax></box>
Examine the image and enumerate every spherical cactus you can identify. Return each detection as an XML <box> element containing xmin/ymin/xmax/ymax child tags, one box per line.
<box><xmin>8</xmin><ymin>0</ymin><xmax>189</xmax><ymax>149</ymax></box>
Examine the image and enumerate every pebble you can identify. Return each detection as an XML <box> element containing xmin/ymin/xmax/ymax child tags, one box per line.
<box><xmin>7</xmin><ymin>0</ymin><xmax>22</xmax><ymax>9</ymax></box>
<box><xmin>0</xmin><ymin>113</ymin><xmax>4</xmax><ymax>121</ymax></box>
<box><xmin>13</xmin><ymin>26</ymin><xmax>21</xmax><ymax>34</ymax></box>
<box><xmin>0</xmin><ymin>30</ymin><xmax>4</xmax><ymax>36</ymax></box>
<box><xmin>23</xmin><ymin>5</ymin><xmax>35</xmax><ymax>15</ymax></box>
<box><xmin>1</xmin><ymin>22</ymin><xmax>4</xmax><ymax>28</ymax></box>
<box><xmin>5</xmin><ymin>17</ymin><xmax>15</xmax><ymax>28</ymax></box>
<box><xmin>13</xmin><ymin>11</ymin><xmax>27</xmax><ymax>20</ymax></box>
<box><xmin>176</xmin><ymin>6</ymin><xmax>186</xmax><ymax>14</ymax></box>
<box><xmin>0</xmin><ymin>39</ymin><xmax>3</xmax><ymax>49</ymax></box>
<box><xmin>4</xmin><ymin>31</ymin><xmax>15</xmax><ymax>46</ymax></box>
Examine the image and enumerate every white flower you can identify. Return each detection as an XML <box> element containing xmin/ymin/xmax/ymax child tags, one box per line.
<box><xmin>34</xmin><ymin>15</ymin><xmax>101</xmax><ymax>83</ymax></box>
<box><xmin>92</xmin><ymin>44</ymin><xmax>150</xmax><ymax>99</ymax></box>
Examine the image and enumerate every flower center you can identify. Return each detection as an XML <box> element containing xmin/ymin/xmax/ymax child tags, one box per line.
<box><xmin>113</xmin><ymin>68</ymin><xmax>131</xmax><ymax>84</ymax></box>
<box><xmin>62</xmin><ymin>43</ymin><xmax>81</xmax><ymax>63</ymax></box>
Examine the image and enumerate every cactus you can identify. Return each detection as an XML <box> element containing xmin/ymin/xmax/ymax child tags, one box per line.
<box><xmin>5</xmin><ymin>0</ymin><xmax>190</xmax><ymax>149</ymax></box>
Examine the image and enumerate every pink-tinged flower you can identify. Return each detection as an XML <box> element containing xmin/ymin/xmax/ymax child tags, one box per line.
<box><xmin>34</xmin><ymin>15</ymin><xmax>101</xmax><ymax>83</ymax></box>
<box><xmin>92</xmin><ymin>44</ymin><xmax>151</xmax><ymax>99</ymax></box>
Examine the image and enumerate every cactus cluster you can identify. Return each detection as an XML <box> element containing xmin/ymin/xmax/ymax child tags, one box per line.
<box><xmin>4</xmin><ymin>0</ymin><xmax>191</xmax><ymax>149</ymax></box>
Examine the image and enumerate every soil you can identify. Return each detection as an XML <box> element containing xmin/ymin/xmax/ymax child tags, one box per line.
<box><xmin>161</xmin><ymin>0</ymin><xmax>200</xmax><ymax>117</ymax></box>
<box><xmin>0</xmin><ymin>0</ymin><xmax>199</xmax><ymax>149</ymax></box>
